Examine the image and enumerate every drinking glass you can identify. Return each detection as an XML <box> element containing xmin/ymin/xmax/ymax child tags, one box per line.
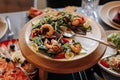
<box><xmin>81</xmin><ymin>0</ymin><xmax>99</xmax><ymax>21</ymax></box>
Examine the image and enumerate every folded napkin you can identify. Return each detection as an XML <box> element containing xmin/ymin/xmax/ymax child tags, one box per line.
<box><xmin>112</xmin><ymin>7</ymin><xmax>120</xmax><ymax>25</ymax></box>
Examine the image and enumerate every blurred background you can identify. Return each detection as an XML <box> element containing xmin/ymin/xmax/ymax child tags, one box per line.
<box><xmin>0</xmin><ymin>0</ymin><xmax>46</xmax><ymax>13</ymax></box>
<box><xmin>0</xmin><ymin>0</ymin><xmax>119</xmax><ymax>13</ymax></box>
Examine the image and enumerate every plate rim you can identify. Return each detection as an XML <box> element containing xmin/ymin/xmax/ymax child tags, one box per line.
<box><xmin>0</xmin><ymin>16</ymin><xmax>8</xmax><ymax>39</ymax></box>
<box><xmin>99</xmin><ymin>1</ymin><xmax>120</xmax><ymax>30</ymax></box>
<box><xmin>24</xmin><ymin>12</ymin><xmax>101</xmax><ymax>61</ymax></box>
<box><xmin>107</xmin><ymin>6</ymin><xmax>120</xmax><ymax>27</ymax></box>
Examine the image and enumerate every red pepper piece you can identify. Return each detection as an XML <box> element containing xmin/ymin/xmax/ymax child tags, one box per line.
<box><xmin>78</xmin><ymin>17</ymin><xmax>84</xmax><ymax>24</ymax></box>
<box><xmin>55</xmin><ymin>52</ymin><xmax>65</xmax><ymax>59</ymax></box>
<box><xmin>62</xmin><ymin>38</ymin><xmax>69</xmax><ymax>43</ymax></box>
<box><xmin>100</xmin><ymin>59</ymin><xmax>109</xmax><ymax>68</ymax></box>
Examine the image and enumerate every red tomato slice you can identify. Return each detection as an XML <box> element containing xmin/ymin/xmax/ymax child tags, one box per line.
<box><xmin>62</xmin><ymin>38</ymin><xmax>70</xmax><ymax>43</ymax></box>
<box><xmin>30</xmin><ymin>30</ymin><xmax>36</xmax><ymax>38</ymax></box>
<box><xmin>78</xmin><ymin>17</ymin><xmax>84</xmax><ymax>24</ymax></box>
<box><xmin>55</xmin><ymin>52</ymin><xmax>65</xmax><ymax>59</ymax></box>
<box><xmin>100</xmin><ymin>59</ymin><xmax>109</xmax><ymax>68</ymax></box>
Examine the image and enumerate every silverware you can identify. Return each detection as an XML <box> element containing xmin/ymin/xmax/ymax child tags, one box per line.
<box><xmin>63</xmin><ymin>31</ymin><xmax>116</xmax><ymax>49</ymax></box>
<box><xmin>5</xmin><ymin>16</ymin><xmax>14</xmax><ymax>39</ymax></box>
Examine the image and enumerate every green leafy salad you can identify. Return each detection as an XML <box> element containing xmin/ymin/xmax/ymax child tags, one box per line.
<box><xmin>29</xmin><ymin>11</ymin><xmax>92</xmax><ymax>59</ymax></box>
<box><xmin>107</xmin><ymin>33</ymin><xmax>120</xmax><ymax>49</ymax></box>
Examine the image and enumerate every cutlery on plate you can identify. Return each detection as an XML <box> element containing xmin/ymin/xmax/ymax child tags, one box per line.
<box><xmin>5</xmin><ymin>16</ymin><xmax>14</xmax><ymax>39</ymax></box>
<box><xmin>62</xmin><ymin>30</ymin><xmax>116</xmax><ymax>49</ymax></box>
<box><xmin>63</xmin><ymin>31</ymin><xmax>120</xmax><ymax>58</ymax></box>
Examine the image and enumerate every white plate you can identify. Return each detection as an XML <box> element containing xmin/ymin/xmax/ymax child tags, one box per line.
<box><xmin>99</xmin><ymin>1</ymin><xmax>120</xmax><ymax>30</ymax></box>
<box><xmin>19</xmin><ymin>12</ymin><xmax>106</xmax><ymax>73</ymax></box>
<box><xmin>0</xmin><ymin>16</ymin><xmax>8</xmax><ymax>39</ymax></box>
<box><xmin>107</xmin><ymin>6</ymin><xmax>120</xmax><ymax>27</ymax></box>
<box><xmin>25</xmin><ymin>13</ymin><xmax>101</xmax><ymax>61</ymax></box>
<box><xmin>98</xmin><ymin>30</ymin><xmax>120</xmax><ymax>77</ymax></box>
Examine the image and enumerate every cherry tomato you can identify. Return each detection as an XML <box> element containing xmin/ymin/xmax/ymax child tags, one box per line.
<box><xmin>100</xmin><ymin>59</ymin><xmax>109</xmax><ymax>68</ymax></box>
<box><xmin>78</xmin><ymin>17</ymin><xmax>84</xmax><ymax>24</ymax></box>
<box><xmin>30</xmin><ymin>30</ymin><xmax>36</xmax><ymax>38</ymax></box>
<box><xmin>55</xmin><ymin>52</ymin><xmax>65</xmax><ymax>59</ymax></box>
<box><xmin>62</xmin><ymin>38</ymin><xmax>69</xmax><ymax>43</ymax></box>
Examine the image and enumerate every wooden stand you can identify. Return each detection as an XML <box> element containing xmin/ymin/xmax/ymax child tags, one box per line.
<box><xmin>39</xmin><ymin>69</ymin><xmax>48</xmax><ymax>80</ymax></box>
<box><xmin>19</xmin><ymin>14</ymin><xmax>107</xmax><ymax>80</ymax></box>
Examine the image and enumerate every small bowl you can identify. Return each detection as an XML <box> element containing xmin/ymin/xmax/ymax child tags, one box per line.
<box><xmin>107</xmin><ymin>6</ymin><xmax>120</xmax><ymax>27</ymax></box>
<box><xmin>98</xmin><ymin>55</ymin><xmax>120</xmax><ymax>77</ymax></box>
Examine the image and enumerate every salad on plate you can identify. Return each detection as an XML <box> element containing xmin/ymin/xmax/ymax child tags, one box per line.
<box><xmin>29</xmin><ymin>11</ymin><xmax>92</xmax><ymax>59</ymax></box>
<box><xmin>99</xmin><ymin>32</ymin><xmax>120</xmax><ymax>75</ymax></box>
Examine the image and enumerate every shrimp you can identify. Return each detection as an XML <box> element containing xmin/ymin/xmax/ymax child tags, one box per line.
<box><xmin>44</xmin><ymin>39</ymin><xmax>52</xmax><ymax>48</ymax></box>
<box><xmin>70</xmin><ymin>43</ymin><xmax>81</xmax><ymax>53</ymax></box>
<box><xmin>108</xmin><ymin>57</ymin><xmax>119</xmax><ymax>68</ymax></box>
<box><xmin>40</xmin><ymin>24</ymin><xmax>54</xmax><ymax>36</ymax></box>
<box><xmin>44</xmin><ymin>39</ymin><xmax>58</xmax><ymax>49</ymax></box>
<box><xmin>72</xmin><ymin>18</ymin><xmax>80</xmax><ymax>26</ymax></box>
<box><xmin>44</xmin><ymin>39</ymin><xmax>62</xmax><ymax>53</ymax></box>
<box><xmin>50</xmin><ymin>45</ymin><xmax>62</xmax><ymax>52</ymax></box>
<box><xmin>72</xmin><ymin>17</ymin><xmax>84</xmax><ymax>26</ymax></box>
<box><xmin>51</xmin><ymin>39</ymin><xmax>58</xmax><ymax>45</ymax></box>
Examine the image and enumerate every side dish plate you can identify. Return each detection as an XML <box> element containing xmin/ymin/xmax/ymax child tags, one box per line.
<box><xmin>98</xmin><ymin>30</ymin><xmax>120</xmax><ymax>77</ymax></box>
<box><xmin>99</xmin><ymin>1</ymin><xmax>120</xmax><ymax>29</ymax></box>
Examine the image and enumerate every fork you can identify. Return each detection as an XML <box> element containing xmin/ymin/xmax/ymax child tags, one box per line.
<box><xmin>5</xmin><ymin>16</ymin><xmax>14</xmax><ymax>39</ymax></box>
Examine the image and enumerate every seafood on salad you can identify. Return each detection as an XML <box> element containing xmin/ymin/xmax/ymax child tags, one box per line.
<box><xmin>29</xmin><ymin>11</ymin><xmax>92</xmax><ymax>59</ymax></box>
